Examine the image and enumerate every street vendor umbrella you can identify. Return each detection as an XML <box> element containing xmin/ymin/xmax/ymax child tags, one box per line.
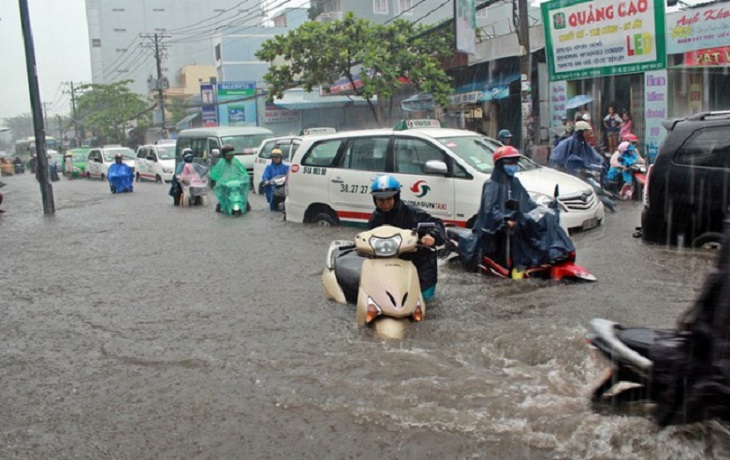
<box><xmin>566</xmin><ymin>94</ymin><xmax>593</xmax><ymax>109</ymax></box>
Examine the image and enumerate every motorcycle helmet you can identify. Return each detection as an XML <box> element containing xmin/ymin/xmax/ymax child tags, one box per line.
<box><xmin>492</xmin><ymin>145</ymin><xmax>521</xmax><ymax>164</ymax></box>
<box><xmin>623</xmin><ymin>133</ymin><xmax>639</xmax><ymax>143</ymax></box>
<box><xmin>183</xmin><ymin>152</ymin><xmax>194</xmax><ymax>163</ymax></box>
<box><xmin>270</xmin><ymin>148</ymin><xmax>283</xmax><ymax>159</ymax></box>
<box><xmin>574</xmin><ymin>121</ymin><xmax>592</xmax><ymax>132</ymax></box>
<box><xmin>617</xmin><ymin>141</ymin><xmax>630</xmax><ymax>154</ymax></box>
<box><xmin>370</xmin><ymin>175</ymin><xmax>401</xmax><ymax>199</ymax></box>
<box><xmin>221</xmin><ymin>144</ymin><xmax>235</xmax><ymax>155</ymax></box>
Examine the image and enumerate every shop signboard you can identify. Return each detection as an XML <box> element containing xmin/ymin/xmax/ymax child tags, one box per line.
<box><xmin>666</xmin><ymin>3</ymin><xmax>730</xmax><ymax>54</ymax></box>
<box><xmin>643</xmin><ymin>70</ymin><xmax>668</xmax><ymax>164</ymax></box>
<box><xmin>685</xmin><ymin>46</ymin><xmax>730</xmax><ymax>66</ymax></box>
<box><xmin>542</xmin><ymin>0</ymin><xmax>667</xmax><ymax>81</ymax></box>
<box><xmin>264</xmin><ymin>107</ymin><xmax>299</xmax><ymax>123</ymax></box>
<box><xmin>200</xmin><ymin>83</ymin><xmax>218</xmax><ymax>127</ymax></box>
<box><xmin>549</xmin><ymin>81</ymin><xmax>568</xmax><ymax>131</ymax></box>
<box><xmin>217</xmin><ymin>82</ymin><xmax>257</xmax><ymax>127</ymax></box>
<box><xmin>455</xmin><ymin>0</ymin><xmax>477</xmax><ymax>55</ymax></box>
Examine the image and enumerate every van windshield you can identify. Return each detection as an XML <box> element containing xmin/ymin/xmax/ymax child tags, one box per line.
<box><xmin>436</xmin><ymin>135</ymin><xmax>540</xmax><ymax>174</ymax></box>
<box><xmin>156</xmin><ymin>145</ymin><xmax>176</xmax><ymax>159</ymax></box>
<box><xmin>221</xmin><ymin>134</ymin><xmax>271</xmax><ymax>152</ymax></box>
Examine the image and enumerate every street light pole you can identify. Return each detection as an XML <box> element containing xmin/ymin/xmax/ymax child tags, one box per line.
<box><xmin>18</xmin><ymin>0</ymin><xmax>54</xmax><ymax>214</ymax></box>
<box><xmin>517</xmin><ymin>0</ymin><xmax>533</xmax><ymax>157</ymax></box>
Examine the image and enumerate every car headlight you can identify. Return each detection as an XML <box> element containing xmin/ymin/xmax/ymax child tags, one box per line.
<box><xmin>369</xmin><ymin>234</ymin><xmax>402</xmax><ymax>257</ymax></box>
<box><xmin>162</xmin><ymin>167</ymin><xmax>173</xmax><ymax>174</ymax></box>
<box><xmin>531</xmin><ymin>192</ymin><xmax>568</xmax><ymax>212</ymax></box>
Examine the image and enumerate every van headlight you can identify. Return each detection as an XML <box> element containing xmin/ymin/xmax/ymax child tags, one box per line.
<box><xmin>369</xmin><ymin>234</ymin><xmax>402</xmax><ymax>257</ymax></box>
<box><xmin>532</xmin><ymin>192</ymin><xmax>567</xmax><ymax>212</ymax></box>
<box><xmin>163</xmin><ymin>167</ymin><xmax>173</xmax><ymax>174</ymax></box>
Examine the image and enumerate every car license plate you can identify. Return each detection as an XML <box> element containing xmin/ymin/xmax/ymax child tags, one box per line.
<box><xmin>583</xmin><ymin>218</ymin><xmax>598</xmax><ymax>230</ymax></box>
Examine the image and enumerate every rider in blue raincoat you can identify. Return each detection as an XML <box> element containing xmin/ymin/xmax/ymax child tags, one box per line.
<box><xmin>261</xmin><ymin>148</ymin><xmax>289</xmax><ymax>211</ymax></box>
<box><xmin>548</xmin><ymin>121</ymin><xmax>605</xmax><ymax>174</ymax></box>
<box><xmin>459</xmin><ymin>146</ymin><xmax>575</xmax><ymax>276</ymax></box>
<box><xmin>108</xmin><ymin>154</ymin><xmax>134</xmax><ymax>193</ymax></box>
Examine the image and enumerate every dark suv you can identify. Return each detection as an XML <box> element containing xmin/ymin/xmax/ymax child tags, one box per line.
<box><xmin>641</xmin><ymin>111</ymin><xmax>730</xmax><ymax>247</ymax></box>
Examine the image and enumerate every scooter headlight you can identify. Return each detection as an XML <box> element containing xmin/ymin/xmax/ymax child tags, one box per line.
<box><xmin>366</xmin><ymin>296</ymin><xmax>383</xmax><ymax>323</ymax></box>
<box><xmin>369</xmin><ymin>234</ymin><xmax>402</xmax><ymax>257</ymax></box>
<box><xmin>233</xmin><ymin>204</ymin><xmax>240</xmax><ymax>211</ymax></box>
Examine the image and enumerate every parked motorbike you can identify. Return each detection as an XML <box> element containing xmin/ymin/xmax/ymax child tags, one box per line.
<box><xmin>262</xmin><ymin>174</ymin><xmax>286</xmax><ymax>212</ymax></box>
<box><xmin>322</xmin><ymin>223</ymin><xmax>435</xmax><ymax>337</ymax></box>
<box><xmin>445</xmin><ymin>197</ymin><xmax>595</xmax><ymax>282</ymax></box>
<box><xmin>214</xmin><ymin>179</ymin><xmax>251</xmax><ymax>216</ymax></box>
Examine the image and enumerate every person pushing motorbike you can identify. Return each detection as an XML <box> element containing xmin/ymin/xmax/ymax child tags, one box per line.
<box><xmin>464</xmin><ymin>146</ymin><xmax>575</xmax><ymax>278</ymax></box>
<box><xmin>367</xmin><ymin>175</ymin><xmax>445</xmax><ymax>301</ymax></box>
<box><xmin>261</xmin><ymin>148</ymin><xmax>289</xmax><ymax>211</ymax></box>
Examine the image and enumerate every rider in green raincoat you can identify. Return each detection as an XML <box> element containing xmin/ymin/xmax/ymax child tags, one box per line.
<box><xmin>210</xmin><ymin>144</ymin><xmax>251</xmax><ymax>214</ymax></box>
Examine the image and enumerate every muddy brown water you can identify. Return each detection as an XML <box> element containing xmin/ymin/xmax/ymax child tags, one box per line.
<box><xmin>0</xmin><ymin>174</ymin><xmax>727</xmax><ymax>459</ymax></box>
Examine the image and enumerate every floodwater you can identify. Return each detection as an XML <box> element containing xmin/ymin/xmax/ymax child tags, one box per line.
<box><xmin>1</xmin><ymin>173</ymin><xmax>728</xmax><ymax>459</ymax></box>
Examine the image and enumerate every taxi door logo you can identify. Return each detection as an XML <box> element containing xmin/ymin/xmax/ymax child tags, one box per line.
<box><xmin>410</xmin><ymin>180</ymin><xmax>430</xmax><ymax>198</ymax></box>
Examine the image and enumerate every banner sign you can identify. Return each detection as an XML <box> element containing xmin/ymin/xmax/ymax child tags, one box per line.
<box><xmin>549</xmin><ymin>81</ymin><xmax>568</xmax><ymax>130</ymax></box>
<box><xmin>541</xmin><ymin>0</ymin><xmax>666</xmax><ymax>81</ymax></box>
<box><xmin>264</xmin><ymin>107</ymin><xmax>299</xmax><ymax>123</ymax></box>
<box><xmin>685</xmin><ymin>46</ymin><xmax>730</xmax><ymax>66</ymax></box>
<box><xmin>217</xmin><ymin>82</ymin><xmax>257</xmax><ymax>127</ymax></box>
<box><xmin>643</xmin><ymin>70</ymin><xmax>668</xmax><ymax>164</ymax></box>
<box><xmin>666</xmin><ymin>3</ymin><xmax>730</xmax><ymax>54</ymax></box>
<box><xmin>455</xmin><ymin>0</ymin><xmax>477</xmax><ymax>55</ymax></box>
<box><xmin>200</xmin><ymin>83</ymin><xmax>218</xmax><ymax>127</ymax></box>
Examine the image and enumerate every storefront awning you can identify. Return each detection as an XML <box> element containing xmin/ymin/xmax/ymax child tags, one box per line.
<box><xmin>451</xmin><ymin>72</ymin><xmax>520</xmax><ymax>104</ymax></box>
<box><xmin>273</xmin><ymin>88</ymin><xmax>373</xmax><ymax>111</ymax></box>
<box><xmin>175</xmin><ymin>112</ymin><xmax>200</xmax><ymax>130</ymax></box>
<box><xmin>401</xmin><ymin>92</ymin><xmax>434</xmax><ymax>112</ymax></box>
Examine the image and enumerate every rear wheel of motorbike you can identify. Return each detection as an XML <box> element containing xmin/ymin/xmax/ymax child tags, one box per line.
<box><xmin>246</xmin><ymin>202</ymin><xmax>252</xmax><ymax>212</ymax></box>
<box><xmin>155</xmin><ymin>174</ymin><xmax>162</xmax><ymax>183</ymax></box>
<box><xmin>312</xmin><ymin>212</ymin><xmax>337</xmax><ymax>227</ymax></box>
<box><xmin>135</xmin><ymin>172</ymin><xmax>140</xmax><ymax>182</ymax></box>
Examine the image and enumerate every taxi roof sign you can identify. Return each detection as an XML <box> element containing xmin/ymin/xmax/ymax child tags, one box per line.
<box><xmin>300</xmin><ymin>127</ymin><xmax>337</xmax><ymax>136</ymax></box>
<box><xmin>394</xmin><ymin>119</ymin><xmax>443</xmax><ymax>131</ymax></box>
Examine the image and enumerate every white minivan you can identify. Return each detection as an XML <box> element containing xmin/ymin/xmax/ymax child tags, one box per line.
<box><xmin>285</xmin><ymin>121</ymin><xmax>605</xmax><ymax>233</ymax></box>
<box><xmin>85</xmin><ymin>146</ymin><xmax>136</xmax><ymax>180</ymax></box>
<box><xmin>135</xmin><ymin>140</ymin><xmax>176</xmax><ymax>183</ymax></box>
<box><xmin>175</xmin><ymin>126</ymin><xmax>274</xmax><ymax>174</ymax></box>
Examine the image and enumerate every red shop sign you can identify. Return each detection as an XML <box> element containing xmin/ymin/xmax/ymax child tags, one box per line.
<box><xmin>685</xmin><ymin>46</ymin><xmax>730</xmax><ymax>66</ymax></box>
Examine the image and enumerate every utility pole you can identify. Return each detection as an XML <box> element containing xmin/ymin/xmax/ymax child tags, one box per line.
<box><xmin>143</xmin><ymin>33</ymin><xmax>170</xmax><ymax>137</ymax></box>
<box><xmin>66</xmin><ymin>81</ymin><xmax>80</xmax><ymax>147</ymax></box>
<box><xmin>19</xmin><ymin>0</ymin><xmax>54</xmax><ymax>214</ymax></box>
<box><xmin>516</xmin><ymin>0</ymin><xmax>533</xmax><ymax>157</ymax></box>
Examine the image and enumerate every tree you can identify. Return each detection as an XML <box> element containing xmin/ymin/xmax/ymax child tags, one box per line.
<box><xmin>255</xmin><ymin>13</ymin><xmax>454</xmax><ymax>125</ymax></box>
<box><xmin>76</xmin><ymin>81</ymin><xmax>150</xmax><ymax>144</ymax></box>
<box><xmin>1</xmin><ymin>114</ymin><xmax>34</xmax><ymax>141</ymax></box>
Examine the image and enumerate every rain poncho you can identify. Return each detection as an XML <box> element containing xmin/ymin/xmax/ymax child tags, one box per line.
<box><xmin>607</xmin><ymin>147</ymin><xmax>641</xmax><ymax>184</ymax></box>
<box><xmin>548</xmin><ymin>132</ymin><xmax>605</xmax><ymax>174</ymax></box>
<box><xmin>180</xmin><ymin>162</ymin><xmax>208</xmax><ymax>188</ymax></box>
<box><xmin>107</xmin><ymin>162</ymin><xmax>134</xmax><ymax>193</ymax></box>
<box><xmin>210</xmin><ymin>157</ymin><xmax>250</xmax><ymax>214</ymax></box>
<box><xmin>650</xmin><ymin>223</ymin><xmax>730</xmax><ymax>426</ymax></box>
<box><xmin>367</xmin><ymin>200</ymin><xmax>445</xmax><ymax>291</ymax></box>
<box><xmin>459</xmin><ymin>164</ymin><xmax>575</xmax><ymax>271</ymax></box>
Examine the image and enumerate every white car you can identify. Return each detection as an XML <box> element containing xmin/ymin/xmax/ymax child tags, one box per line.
<box><xmin>285</xmin><ymin>120</ymin><xmax>605</xmax><ymax>233</ymax></box>
<box><xmin>252</xmin><ymin>128</ymin><xmax>336</xmax><ymax>194</ymax></box>
<box><xmin>85</xmin><ymin>146</ymin><xmax>136</xmax><ymax>180</ymax></box>
<box><xmin>135</xmin><ymin>141</ymin><xmax>176</xmax><ymax>183</ymax></box>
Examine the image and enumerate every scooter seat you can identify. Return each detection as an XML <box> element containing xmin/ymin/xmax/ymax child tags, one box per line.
<box><xmin>334</xmin><ymin>250</ymin><xmax>365</xmax><ymax>297</ymax></box>
<box><xmin>616</xmin><ymin>327</ymin><xmax>657</xmax><ymax>358</ymax></box>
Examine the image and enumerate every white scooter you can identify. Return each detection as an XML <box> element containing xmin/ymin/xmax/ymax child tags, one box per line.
<box><xmin>322</xmin><ymin>223</ymin><xmax>434</xmax><ymax>337</ymax></box>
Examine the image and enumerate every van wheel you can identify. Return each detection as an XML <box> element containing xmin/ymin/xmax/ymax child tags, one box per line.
<box><xmin>135</xmin><ymin>172</ymin><xmax>140</xmax><ymax>182</ymax></box>
<box><xmin>692</xmin><ymin>233</ymin><xmax>723</xmax><ymax>250</ymax></box>
<box><xmin>85</xmin><ymin>171</ymin><xmax>90</xmax><ymax>179</ymax></box>
<box><xmin>312</xmin><ymin>212</ymin><xmax>337</xmax><ymax>227</ymax></box>
<box><xmin>155</xmin><ymin>174</ymin><xmax>162</xmax><ymax>183</ymax></box>
<box><xmin>100</xmin><ymin>173</ymin><xmax>105</xmax><ymax>181</ymax></box>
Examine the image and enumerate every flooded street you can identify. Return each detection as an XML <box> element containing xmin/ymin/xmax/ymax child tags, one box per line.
<box><xmin>1</xmin><ymin>173</ymin><xmax>728</xmax><ymax>459</ymax></box>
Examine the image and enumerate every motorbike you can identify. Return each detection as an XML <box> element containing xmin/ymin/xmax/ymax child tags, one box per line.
<box><xmin>178</xmin><ymin>164</ymin><xmax>209</xmax><ymax>207</ymax></box>
<box><xmin>214</xmin><ymin>179</ymin><xmax>251</xmax><ymax>216</ymax></box>
<box><xmin>262</xmin><ymin>174</ymin><xmax>286</xmax><ymax>212</ymax></box>
<box><xmin>322</xmin><ymin>223</ymin><xmax>435</xmax><ymax>337</ymax></box>
<box><xmin>586</xmin><ymin>318</ymin><xmax>659</xmax><ymax>404</ymax></box>
<box><xmin>606</xmin><ymin>164</ymin><xmax>647</xmax><ymax>201</ymax></box>
<box><xmin>13</xmin><ymin>158</ymin><xmax>25</xmax><ymax>174</ymax></box>
<box><xmin>575</xmin><ymin>165</ymin><xmax>618</xmax><ymax>213</ymax></box>
<box><xmin>445</xmin><ymin>197</ymin><xmax>596</xmax><ymax>282</ymax></box>
<box><xmin>108</xmin><ymin>165</ymin><xmax>134</xmax><ymax>193</ymax></box>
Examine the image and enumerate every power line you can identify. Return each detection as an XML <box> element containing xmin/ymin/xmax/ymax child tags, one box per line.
<box><xmin>385</xmin><ymin>0</ymin><xmax>431</xmax><ymax>24</ymax></box>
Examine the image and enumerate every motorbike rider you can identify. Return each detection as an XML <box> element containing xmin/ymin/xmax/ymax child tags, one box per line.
<box><xmin>178</xmin><ymin>150</ymin><xmax>208</xmax><ymax>205</ymax></box>
<box><xmin>466</xmin><ymin>146</ymin><xmax>575</xmax><ymax>278</ymax></box>
<box><xmin>169</xmin><ymin>148</ymin><xmax>192</xmax><ymax>205</ymax></box>
<box><xmin>548</xmin><ymin>120</ymin><xmax>605</xmax><ymax>174</ymax></box>
<box><xmin>261</xmin><ymin>148</ymin><xmax>289</xmax><ymax>211</ymax></box>
<box><xmin>367</xmin><ymin>175</ymin><xmax>445</xmax><ymax>301</ymax></box>
<box><xmin>497</xmin><ymin>129</ymin><xmax>513</xmax><ymax>146</ymax></box>
<box><xmin>210</xmin><ymin>144</ymin><xmax>250</xmax><ymax>213</ymax></box>
<box><xmin>108</xmin><ymin>153</ymin><xmax>134</xmax><ymax>193</ymax></box>
<box><xmin>607</xmin><ymin>141</ymin><xmax>644</xmax><ymax>200</ymax></box>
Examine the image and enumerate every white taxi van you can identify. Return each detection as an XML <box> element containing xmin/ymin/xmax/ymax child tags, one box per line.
<box><xmin>284</xmin><ymin>120</ymin><xmax>605</xmax><ymax>232</ymax></box>
<box><xmin>85</xmin><ymin>146</ymin><xmax>136</xmax><ymax>180</ymax></box>
<box><xmin>134</xmin><ymin>140</ymin><xmax>176</xmax><ymax>183</ymax></box>
<box><xmin>252</xmin><ymin>128</ymin><xmax>336</xmax><ymax>194</ymax></box>
<box><xmin>175</xmin><ymin>126</ymin><xmax>274</xmax><ymax>174</ymax></box>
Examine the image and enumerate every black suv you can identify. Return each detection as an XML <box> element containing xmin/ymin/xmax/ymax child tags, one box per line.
<box><xmin>641</xmin><ymin>111</ymin><xmax>730</xmax><ymax>247</ymax></box>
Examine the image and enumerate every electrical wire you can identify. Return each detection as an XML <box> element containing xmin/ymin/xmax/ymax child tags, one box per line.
<box><xmin>384</xmin><ymin>0</ymin><xmax>431</xmax><ymax>24</ymax></box>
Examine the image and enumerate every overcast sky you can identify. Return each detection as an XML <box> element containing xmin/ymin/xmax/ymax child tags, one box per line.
<box><xmin>0</xmin><ymin>0</ymin><xmax>91</xmax><ymax>120</ymax></box>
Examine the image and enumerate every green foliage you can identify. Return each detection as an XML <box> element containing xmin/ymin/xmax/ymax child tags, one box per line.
<box><xmin>255</xmin><ymin>13</ymin><xmax>454</xmax><ymax>124</ymax></box>
<box><xmin>1</xmin><ymin>114</ymin><xmax>34</xmax><ymax>142</ymax></box>
<box><xmin>76</xmin><ymin>81</ymin><xmax>149</xmax><ymax>144</ymax></box>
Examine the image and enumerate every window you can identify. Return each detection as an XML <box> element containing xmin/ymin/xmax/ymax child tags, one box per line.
<box><xmin>339</xmin><ymin>137</ymin><xmax>389</xmax><ymax>172</ymax></box>
<box><xmin>674</xmin><ymin>128</ymin><xmax>730</xmax><ymax>169</ymax></box>
<box><xmin>302</xmin><ymin>140</ymin><xmax>344</xmax><ymax>167</ymax></box>
<box><xmin>115</xmin><ymin>48</ymin><xmax>128</xmax><ymax>53</ymax></box>
<box><xmin>394</xmin><ymin>138</ymin><xmax>446</xmax><ymax>175</ymax></box>
<box><xmin>215</xmin><ymin>44</ymin><xmax>221</xmax><ymax>61</ymax></box>
<box><xmin>398</xmin><ymin>0</ymin><xmax>413</xmax><ymax>15</ymax></box>
<box><xmin>373</xmin><ymin>0</ymin><xmax>388</xmax><ymax>15</ymax></box>
<box><xmin>152</xmin><ymin>8</ymin><xmax>165</xmax><ymax>12</ymax></box>
<box><xmin>476</xmin><ymin>8</ymin><xmax>487</xmax><ymax>18</ymax></box>
<box><xmin>136</xmin><ymin>148</ymin><xmax>147</xmax><ymax>159</ymax></box>
<box><xmin>259</xmin><ymin>140</ymin><xmax>278</xmax><ymax>160</ymax></box>
<box><xmin>92</xmin><ymin>39</ymin><xmax>101</xmax><ymax>47</ymax></box>
<box><xmin>113</xmin><ymin>28</ymin><xmax>127</xmax><ymax>33</ymax></box>
<box><xmin>111</xmin><ymin>8</ymin><xmax>125</xmax><ymax>12</ymax></box>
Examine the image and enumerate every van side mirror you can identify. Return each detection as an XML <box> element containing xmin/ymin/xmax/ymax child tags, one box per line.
<box><xmin>211</xmin><ymin>148</ymin><xmax>220</xmax><ymax>158</ymax></box>
<box><xmin>423</xmin><ymin>160</ymin><xmax>448</xmax><ymax>175</ymax></box>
